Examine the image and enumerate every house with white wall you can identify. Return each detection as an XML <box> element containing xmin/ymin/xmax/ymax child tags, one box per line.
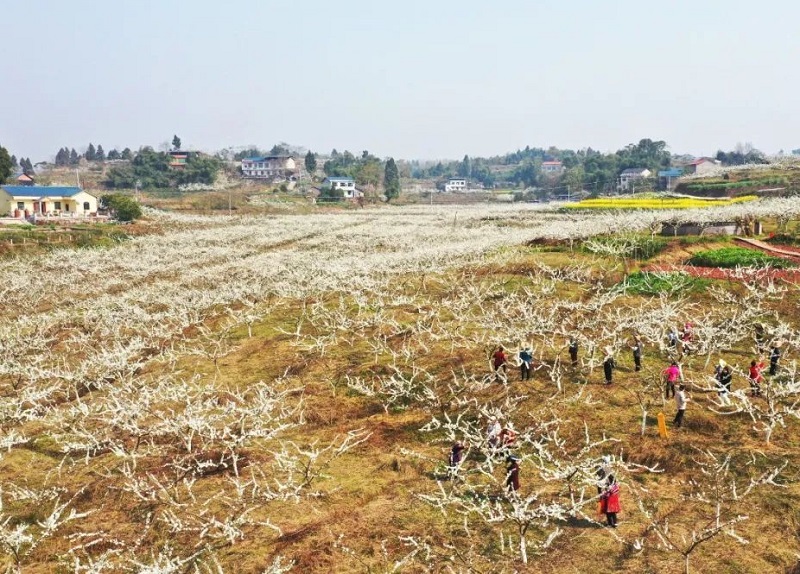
<box><xmin>241</xmin><ymin>156</ymin><xmax>297</xmax><ymax>180</ymax></box>
<box><xmin>618</xmin><ymin>168</ymin><xmax>652</xmax><ymax>191</ymax></box>
<box><xmin>541</xmin><ymin>161</ymin><xmax>564</xmax><ymax>175</ymax></box>
<box><xmin>322</xmin><ymin>177</ymin><xmax>359</xmax><ymax>199</ymax></box>
<box><xmin>444</xmin><ymin>178</ymin><xmax>467</xmax><ymax>192</ymax></box>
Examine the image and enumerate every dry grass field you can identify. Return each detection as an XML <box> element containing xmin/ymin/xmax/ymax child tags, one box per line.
<box><xmin>1</xmin><ymin>202</ymin><xmax>799</xmax><ymax>573</ymax></box>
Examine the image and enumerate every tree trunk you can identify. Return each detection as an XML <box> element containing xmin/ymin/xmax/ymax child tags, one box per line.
<box><xmin>520</xmin><ymin>534</ymin><xmax>528</xmax><ymax>564</ymax></box>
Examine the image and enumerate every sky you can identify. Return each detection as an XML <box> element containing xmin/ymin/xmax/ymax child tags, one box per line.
<box><xmin>2</xmin><ymin>0</ymin><xmax>799</xmax><ymax>163</ymax></box>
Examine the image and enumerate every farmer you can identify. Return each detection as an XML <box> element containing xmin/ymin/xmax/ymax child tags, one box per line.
<box><xmin>715</xmin><ymin>360</ymin><xmax>733</xmax><ymax>406</ymax></box>
<box><xmin>663</xmin><ymin>361</ymin><xmax>681</xmax><ymax>399</ymax></box>
<box><xmin>519</xmin><ymin>346</ymin><xmax>533</xmax><ymax>381</ymax></box>
<box><xmin>600</xmin><ymin>475</ymin><xmax>621</xmax><ymax>528</ymax></box>
<box><xmin>505</xmin><ymin>455</ymin><xmax>520</xmax><ymax>494</ymax></box>
<box><xmin>674</xmin><ymin>384</ymin><xmax>689</xmax><ymax>428</ymax></box>
<box><xmin>568</xmin><ymin>337</ymin><xmax>579</xmax><ymax>367</ymax></box>
<box><xmin>631</xmin><ymin>337</ymin><xmax>643</xmax><ymax>372</ymax></box>
<box><xmin>667</xmin><ymin>328</ymin><xmax>679</xmax><ymax>350</ymax></box>
<box><xmin>769</xmin><ymin>343</ymin><xmax>781</xmax><ymax>376</ymax></box>
<box><xmin>748</xmin><ymin>359</ymin><xmax>765</xmax><ymax>397</ymax></box>
<box><xmin>492</xmin><ymin>346</ymin><xmax>508</xmax><ymax>382</ymax></box>
<box><xmin>498</xmin><ymin>425</ymin><xmax>518</xmax><ymax>457</ymax></box>
<box><xmin>448</xmin><ymin>441</ymin><xmax>465</xmax><ymax>480</ymax></box>
<box><xmin>602</xmin><ymin>347</ymin><xmax>615</xmax><ymax>385</ymax></box>
<box><xmin>680</xmin><ymin>322</ymin><xmax>694</xmax><ymax>355</ymax></box>
<box><xmin>754</xmin><ymin>324</ymin><xmax>767</xmax><ymax>354</ymax></box>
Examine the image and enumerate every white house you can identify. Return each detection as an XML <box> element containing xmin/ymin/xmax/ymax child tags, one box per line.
<box><xmin>323</xmin><ymin>177</ymin><xmax>359</xmax><ymax>198</ymax></box>
<box><xmin>444</xmin><ymin>178</ymin><xmax>467</xmax><ymax>192</ymax></box>
<box><xmin>241</xmin><ymin>156</ymin><xmax>297</xmax><ymax>180</ymax></box>
<box><xmin>618</xmin><ymin>168</ymin><xmax>652</xmax><ymax>191</ymax></box>
<box><xmin>541</xmin><ymin>161</ymin><xmax>564</xmax><ymax>175</ymax></box>
<box><xmin>0</xmin><ymin>186</ymin><xmax>99</xmax><ymax>218</ymax></box>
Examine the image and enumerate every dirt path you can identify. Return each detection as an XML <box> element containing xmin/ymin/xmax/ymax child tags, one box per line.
<box><xmin>733</xmin><ymin>237</ymin><xmax>800</xmax><ymax>261</ymax></box>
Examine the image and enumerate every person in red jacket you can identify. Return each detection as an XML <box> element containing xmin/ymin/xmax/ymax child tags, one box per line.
<box><xmin>492</xmin><ymin>346</ymin><xmax>508</xmax><ymax>382</ymax></box>
<box><xmin>749</xmin><ymin>359</ymin><xmax>765</xmax><ymax>397</ymax></box>
<box><xmin>600</xmin><ymin>475</ymin><xmax>621</xmax><ymax>528</ymax></box>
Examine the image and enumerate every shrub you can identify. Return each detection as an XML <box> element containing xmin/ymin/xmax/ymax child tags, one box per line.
<box><xmin>688</xmin><ymin>247</ymin><xmax>795</xmax><ymax>269</ymax></box>
<box><xmin>621</xmin><ymin>272</ymin><xmax>710</xmax><ymax>295</ymax></box>
<box><xmin>101</xmin><ymin>194</ymin><xmax>143</xmax><ymax>222</ymax></box>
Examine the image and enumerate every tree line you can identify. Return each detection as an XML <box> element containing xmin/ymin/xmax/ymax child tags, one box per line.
<box><xmin>54</xmin><ymin>144</ymin><xmax>134</xmax><ymax>166</ymax></box>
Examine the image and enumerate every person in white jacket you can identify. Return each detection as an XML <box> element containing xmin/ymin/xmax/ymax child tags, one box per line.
<box><xmin>674</xmin><ymin>385</ymin><xmax>689</xmax><ymax>428</ymax></box>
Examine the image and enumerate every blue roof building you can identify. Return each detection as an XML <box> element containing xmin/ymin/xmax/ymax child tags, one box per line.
<box><xmin>0</xmin><ymin>185</ymin><xmax>98</xmax><ymax>218</ymax></box>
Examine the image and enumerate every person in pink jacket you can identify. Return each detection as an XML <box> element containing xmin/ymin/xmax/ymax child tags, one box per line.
<box><xmin>663</xmin><ymin>361</ymin><xmax>681</xmax><ymax>399</ymax></box>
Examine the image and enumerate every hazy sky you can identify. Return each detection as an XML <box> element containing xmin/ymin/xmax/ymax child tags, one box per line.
<box><xmin>3</xmin><ymin>0</ymin><xmax>798</xmax><ymax>163</ymax></box>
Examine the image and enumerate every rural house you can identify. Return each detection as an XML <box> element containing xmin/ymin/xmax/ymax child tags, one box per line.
<box><xmin>0</xmin><ymin>186</ymin><xmax>99</xmax><ymax>218</ymax></box>
<box><xmin>168</xmin><ymin>150</ymin><xmax>189</xmax><ymax>169</ymax></box>
<box><xmin>322</xmin><ymin>177</ymin><xmax>359</xmax><ymax>198</ymax></box>
<box><xmin>683</xmin><ymin>157</ymin><xmax>720</xmax><ymax>176</ymax></box>
<box><xmin>618</xmin><ymin>168</ymin><xmax>652</xmax><ymax>191</ymax></box>
<box><xmin>241</xmin><ymin>156</ymin><xmax>297</xmax><ymax>180</ymax></box>
<box><xmin>541</xmin><ymin>161</ymin><xmax>564</xmax><ymax>175</ymax></box>
<box><xmin>444</xmin><ymin>178</ymin><xmax>468</xmax><ymax>192</ymax></box>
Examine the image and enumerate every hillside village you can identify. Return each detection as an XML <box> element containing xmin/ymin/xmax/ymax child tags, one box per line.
<box><xmin>2</xmin><ymin>137</ymin><xmax>799</xmax><ymax>223</ymax></box>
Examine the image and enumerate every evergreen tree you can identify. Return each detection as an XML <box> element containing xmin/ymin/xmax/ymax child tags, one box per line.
<box><xmin>21</xmin><ymin>158</ymin><xmax>33</xmax><ymax>175</ymax></box>
<box><xmin>384</xmin><ymin>157</ymin><xmax>400</xmax><ymax>201</ymax></box>
<box><xmin>304</xmin><ymin>150</ymin><xmax>317</xmax><ymax>180</ymax></box>
<box><xmin>0</xmin><ymin>145</ymin><xmax>12</xmax><ymax>183</ymax></box>
<box><xmin>86</xmin><ymin>143</ymin><xmax>96</xmax><ymax>161</ymax></box>
<box><xmin>172</xmin><ymin>135</ymin><xmax>181</xmax><ymax>151</ymax></box>
<box><xmin>107</xmin><ymin>149</ymin><xmax>120</xmax><ymax>161</ymax></box>
<box><xmin>70</xmin><ymin>149</ymin><xmax>80</xmax><ymax>165</ymax></box>
<box><xmin>96</xmin><ymin>145</ymin><xmax>106</xmax><ymax>161</ymax></box>
<box><xmin>457</xmin><ymin>155</ymin><xmax>472</xmax><ymax>178</ymax></box>
<box><xmin>10</xmin><ymin>155</ymin><xmax>17</xmax><ymax>168</ymax></box>
<box><xmin>56</xmin><ymin>148</ymin><xmax>70</xmax><ymax>166</ymax></box>
<box><xmin>121</xmin><ymin>147</ymin><xmax>133</xmax><ymax>160</ymax></box>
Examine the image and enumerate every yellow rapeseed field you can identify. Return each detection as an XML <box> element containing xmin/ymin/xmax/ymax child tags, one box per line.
<box><xmin>565</xmin><ymin>195</ymin><xmax>758</xmax><ymax>210</ymax></box>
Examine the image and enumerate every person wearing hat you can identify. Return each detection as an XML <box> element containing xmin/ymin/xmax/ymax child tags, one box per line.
<box><xmin>505</xmin><ymin>455</ymin><xmax>520</xmax><ymax>493</ymax></box>
<box><xmin>715</xmin><ymin>360</ymin><xmax>733</xmax><ymax>406</ymax></box>
<box><xmin>519</xmin><ymin>346</ymin><xmax>533</xmax><ymax>381</ymax></box>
